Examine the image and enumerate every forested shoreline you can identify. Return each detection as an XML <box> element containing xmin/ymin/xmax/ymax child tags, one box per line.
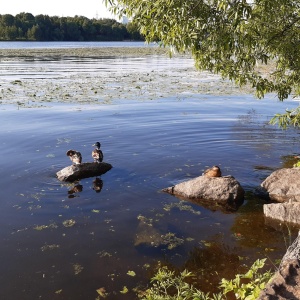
<box><xmin>0</xmin><ymin>13</ymin><xmax>144</xmax><ymax>41</ymax></box>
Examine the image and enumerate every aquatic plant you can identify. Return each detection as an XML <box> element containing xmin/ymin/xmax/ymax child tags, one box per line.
<box><xmin>139</xmin><ymin>259</ymin><xmax>272</xmax><ymax>300</ymax></box>
<box><xmin>293</xmin><ymin>160</ymin><xmax>300</xmax><ymax>168</ymax></box>
<box><xmin>220</xmin><ymin>259</ymin><xmax>272</xmax><ymax>300</ymax></box>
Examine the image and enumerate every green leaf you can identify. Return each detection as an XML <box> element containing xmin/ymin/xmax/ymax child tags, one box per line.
<box><xmin>127</xmin><ymin>270</ymin><xmax>136</xmax><ymax>277</ymax></box>
<box><xmin>120</xmin><ymin>286</ymin><xmax>129</xmax><ymax>294</ymax></box>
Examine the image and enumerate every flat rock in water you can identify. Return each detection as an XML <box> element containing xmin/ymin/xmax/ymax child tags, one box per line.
<box><xmin>263</xmin><ymin>202</ymin><xmax>300</xmax><ymax>224</ymax></box>
<box><xmin>162</xmin><ymin>175</ymin><xmax>245</xmax><ymax>211</ymax></box>
<box><xmin>261</xmin><ymin>168</ymin><xmax>300</xmax><ymax>202</ymax></box>
<box><xmin>56</xmin><ymin>162</ymin><xmax>112</xmax><ymax>182</ymax></box>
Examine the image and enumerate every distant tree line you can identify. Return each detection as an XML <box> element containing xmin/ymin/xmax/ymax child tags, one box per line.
<box><xmin>0</xmin><ymin>12</ymin><xmax>144</xmax><ymax>41</ymax></box>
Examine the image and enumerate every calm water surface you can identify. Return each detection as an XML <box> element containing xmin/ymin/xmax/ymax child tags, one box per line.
<box><xmin>0</xmin><ymin>41</ymin><xmax>154</xmax><ymax>49</ymax></box>
<box><xmin>1</xmin><ymin>45</ymin><xmax>300</xmax><ymax>299</ymax></box>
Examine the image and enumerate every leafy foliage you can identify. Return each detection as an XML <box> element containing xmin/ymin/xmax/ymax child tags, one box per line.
<box><xmin>106</xmin><ymin>0</ymin><xmax>300</xmax><ymax>100</ymax></box>
<box><xmin>293</xmin><ymin>160</ymin><xmax>300</xmax><ymax>167</ymax></box>
<box><xmin>106</xmin><ymin>0</ymin><xmax>300</xmax><ymax>127</ymax></box>
<box><xmin>140</xmin><ymin>267</ymin><xmax>223</xmax><ymax>300</ymax></box>
<box><xmin>220</xmin><ymin>258</ymin><xmax>272</xmax><ymax>300</ymax></box>
<box><xmin>140</xmin><ymin>259</ymin><xmax>272</xmax><ymax>300</ymax></box>
<box><xmin>269</xmin><ymin>107</ymin><xmax>300</xmax><ymax>129</ymax></box>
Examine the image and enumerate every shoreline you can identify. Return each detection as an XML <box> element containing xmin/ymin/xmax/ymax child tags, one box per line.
<box><xmin>0</xmin><ymin>47</ymin><xmax>170</xmax><ymax>59</ymax></box>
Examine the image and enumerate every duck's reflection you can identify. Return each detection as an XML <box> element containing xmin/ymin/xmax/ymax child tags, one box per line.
<box><xmin>68</xmin><ymin>184</ymin><xmax>83</xmax><ymax>198</ymax></box>
<box><xmin>67</xmin><ymin>177</ymin><xmax>103</xmax><ymax>198</ymax></box>
<box><xmin>93</xmin><ymin>177</ymin><xmax>103</xmax><ymax>193</ymax></box>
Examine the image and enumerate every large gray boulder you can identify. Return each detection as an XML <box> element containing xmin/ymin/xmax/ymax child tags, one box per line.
<box><xmin>56</xmin><ymin>162</ymin><xmax>112</xmax><ymax>182</ymax></box>
<box><xmin>162</xmin><ymin>175</ymin><xmax>244</xmax><ymax>211</ymax></box>
<box><xmin>261</xmin><ymin>168</ymin><xmax>300</xmax><ymax>203</ymax></box>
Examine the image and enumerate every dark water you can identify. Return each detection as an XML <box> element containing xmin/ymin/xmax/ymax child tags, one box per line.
<box><xmin>1</xmin><ymin>96</ymin><xmax>300</xmax><ymax>299</ymax></box>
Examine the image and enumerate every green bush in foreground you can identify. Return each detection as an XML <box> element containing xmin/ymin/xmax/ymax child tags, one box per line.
<box><xmin>140</xmin><ymin>259</ymin><xmax>272</xmax><ymax>300</ymax></box>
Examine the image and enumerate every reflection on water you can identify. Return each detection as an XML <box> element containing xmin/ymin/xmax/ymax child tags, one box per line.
<box><xmin>67</xmin><ymin>178</ymin><xmax>103</xmax><ymax>198</ymax></box>
<box><xmin>1</xmin><ymin>99</ymin><xmax>300</xmax><ymax>298</ymax></box>
<box><xmin>68</xmin><ymin>183</ymin><xmax>83</xmax><ymax>197</ymax></box>
<box><xmin>93</xmin><ymin>178</ymin><xmax>104</xmax><ymax>193</ymax></box>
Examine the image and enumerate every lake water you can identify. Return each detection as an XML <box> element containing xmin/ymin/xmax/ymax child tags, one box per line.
<box><xmin>0</xmin><ymin>41</ymin><xmax>154</xmax><ymax>49</ymax></box>
<box><xmin>1</xmin><ymin>42</ymin><xmax>300</xmax><ymax>300</ymax></box>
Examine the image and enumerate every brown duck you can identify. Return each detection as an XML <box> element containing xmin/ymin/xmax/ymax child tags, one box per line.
<box><xmin>92</xmin><ymin>142</ymin><xmax>103</xmax><ymax>163</ymax></box>
<box><xmin>66</xmin><ymin>149</ymin><xmax>82</xmax><ymax>165</ymax></box>
<box><xmin>203</xmin><ymin>165</ymin><xmax>222</xmax><ymax>177</ymax></box>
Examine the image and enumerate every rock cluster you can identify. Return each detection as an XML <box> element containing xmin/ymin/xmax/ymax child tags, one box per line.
<box><xmin>260</xmin><ymin>168</ymin><xmax>300</xmax><ymax>225</ymax></box>
<box><xmin>258</xmin><ymin>168</ymin><xmax>300</xmax><ymax>298</ymax></box>
<box><xmin>159</xmin><ymin>166</ymin><xmax>300</xmax><ymax>297</ymax></box>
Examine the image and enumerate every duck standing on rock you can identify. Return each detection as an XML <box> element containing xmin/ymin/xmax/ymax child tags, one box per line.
<box><xmin>92</xmin><ymin>142</ymin><xmax>103</xmax><ymax>163</ymax></box>
<box><xmin>203</xmin><ymin>165</ymin><xmax>222</xmax><ymax>177</ymax></box>
<box><xmin>66</xmin><ymin>149</ymin><xmax>82</xmax><ymax>165</ymax></box>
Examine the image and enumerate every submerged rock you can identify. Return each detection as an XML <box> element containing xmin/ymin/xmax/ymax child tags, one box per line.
<box><xmin>261</xmin><ymin>168</ymin><xmax>300</xmax><ymax>203</ymax></box>
<box><xmin>134</xmin><ymin>216</ymin><xmax>184</xmax><ymax>250</ymax></box>
<box><xmin>134</xmin><ymin>217</ymin><xmax>163</xmax><ymax>248</ymax></box>
<box><xmin>56</xmin><ymin>162</ymin><xmax>112</xmax><ymax>182</ymax></box>
<box><xmin>162</xmin><ymin>175</ymin><xmax>244</xmax><ymax>211</ymax></box>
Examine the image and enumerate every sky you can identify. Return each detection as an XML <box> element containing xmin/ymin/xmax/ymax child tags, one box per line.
<box><xmin>1</xmin><ymin>0</ymin><xmax>115</xmax><ymax>19</ymax></box>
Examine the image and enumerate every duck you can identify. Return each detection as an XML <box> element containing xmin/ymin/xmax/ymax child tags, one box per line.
<box><xmin>203</xmin><ymin>165</ymin><xmax>222</xmax><ymax>177</ymax></box>
<box><xmin>66</xmin><ymin>149</ymin><xmax>82</xmax><ymax>165</ymax></box>
<box><xmin>92</xmin><ymin>142</ymin><xmax>103</xmax><ymax>163</ymax></box>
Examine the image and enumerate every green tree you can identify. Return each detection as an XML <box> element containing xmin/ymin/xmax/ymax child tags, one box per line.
<box><xmin>1</xmin><ymin>14</ymin><xmax>15</xmax><ymax>27</ymax></box>
<box><xmin>64</xmin><ymin>19</ymin><xmax>83</xmax><ymax>41</ymax></box>
<box><xmin>126</xmin><ymin>22</ymin><xmax>143</xmax><ymax>40</ymax></box>
<box><xmin>112</xmin><ymin>23</ymin><xmax>127</xmax><ymax>40</ymax></box>
<box><xmin>35</xmin><ymin>15</ymin><xmax>53</xmax><ymax>41</ymax></box>
<box><xmin>3</xmin><ymin>25</ymin><xmax>19</xmax><ymax>40</ymax></box>
<box><xmin>106</xmin><ymin>0</ymin><xmax>300</xmax><ymax>127</ymax></box>
<box><xmin>0</xmin><ymin>13</ymin><xmax>142</xmax><ymax>42</ymax></box>
<box><xmin>81</xmin><ymin>19</ymin><xmax>96</xmax><ymax>40</ymax></box>
<box><xmin>51</xmin><ymin>16</ymin><xmax>64</xmax><ymax>40</ymax></box>
<box><xmin>27</xmin><ymin>24</ymin><xmax>41</xmax><ymax>40</ymax></box>
<box><xmin>15</xmin><ymin>12</ymin><xmax>35</xmax><ymax>37</ymax></box>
